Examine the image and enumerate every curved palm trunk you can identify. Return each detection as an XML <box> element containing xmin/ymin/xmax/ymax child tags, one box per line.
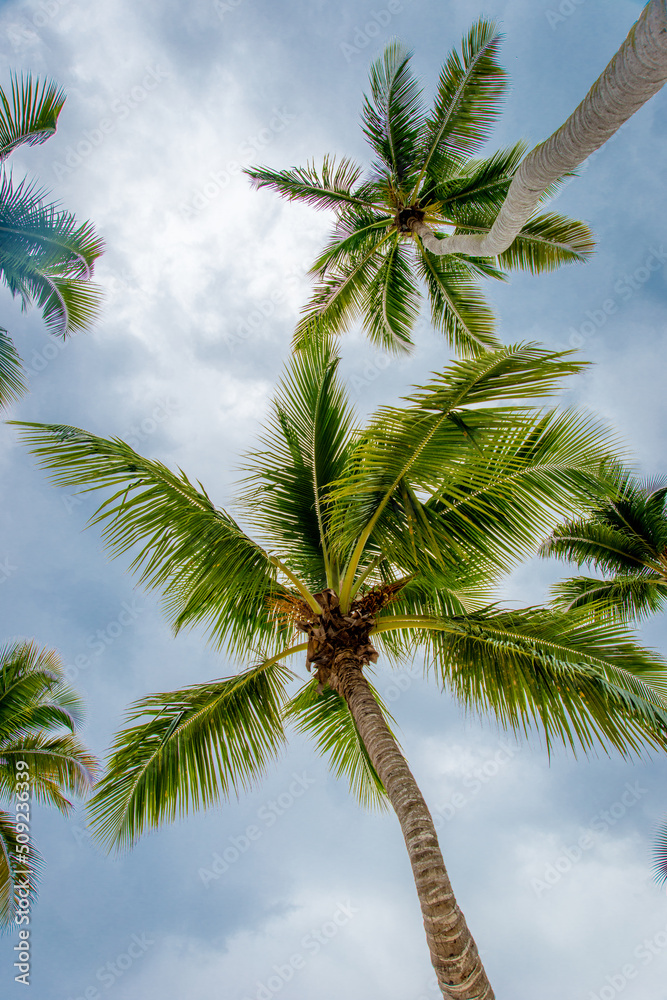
<box><xmin>330</xmin><ymin>650</ymin><xmax>495</xmax><ymax>1000</ymax></box>
<box><xmin>412</xmin><ymin>0</ymin><xmax>667</xmax><ymax>258</ymax></box>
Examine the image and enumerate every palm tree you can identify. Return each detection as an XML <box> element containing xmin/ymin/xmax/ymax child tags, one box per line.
<box><xmin>13</xmin><ymin>340</ymin><xmax>667</xmax><ymax>998</ymax></box>
<box><xmin>0</xmin><ymin>639</ymin><xmax>97</xmax><ymax>928</ymax></box>
<box><xmin>541</xmin><ymin>473</ymin><xmax>667</xmax><ymax>892</ymax></box>
<box><xmin>0</xmin><ymin>73</ymin><xmax>104</xmax><ymax>409</ymax></box>
<box><xmin>246</xmin><ymin>21</ymin><xmax>595</xmax><ymax>357</ymax></box>
<box><xmin>247</xmin><ymin>5</ymin><xmax>667</xmax><ymax>356</ymax></box>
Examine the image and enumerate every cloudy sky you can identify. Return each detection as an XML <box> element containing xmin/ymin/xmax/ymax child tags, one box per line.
<box><xmin>1</xmin><ymin>0</ymin><xmax>667</xmax><ymax>998</ymax></box>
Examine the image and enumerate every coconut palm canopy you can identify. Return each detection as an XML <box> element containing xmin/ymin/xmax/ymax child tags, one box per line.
<box><xmin>246</xmin><ymin>22</ymin><xmax>595</xmax><ymax>356</ymax></box>
<box><xmin>0</xmin><ymin>640</ymin><xmax>97</xmax><ymax>928</ymax></box>
<box><xmin>0</xmin><ymin>73</ymin><xmax>104</xmax><ymax>409</ymax></box>
<box><xmin>12</xmin><ymin>339</ymin><xmax>667</xmax><ymax>998</ymax></box>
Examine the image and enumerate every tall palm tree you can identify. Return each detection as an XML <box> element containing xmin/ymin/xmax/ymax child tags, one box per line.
<box><xmin>247</xmin><ymin>22</ymin><xmax>595</xmax><ymax>357</ymax></box>
<box><xmin>541</xmin><ymin>473</ymin><xmax>667</xmax><ymax>892</ymax></box>
<box><xmin>248</xmin><ymin>5</ymin><xmax>667</xmax><ymax>356</ymax></box>
<box><xmin>13</xmin><ymin>341</ymin><xmax>667</xmax><ymax>998</ymax></box>
<box><xmin>0</xmin><ymin>73</ymin><xmax>104</xmax><ymax>409</ymax></box>
<box><xmin>0</xmin><ymin>640</ymin><xmax>97</xmax><ymax>928</ymax></box>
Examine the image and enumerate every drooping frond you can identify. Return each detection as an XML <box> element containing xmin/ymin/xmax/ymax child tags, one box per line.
<box><xmin>496</xmin><ymin>213</ymin><xmax>595</xmax><ymax>272</ymax></box>
<box><xmin>429</xmin><ymin>143</ymin><xmax>528</xmax><ymax>218</ymax></box>
<box><xmin>286</xmin><ymin>678</ymin><xmax>391</xmax><ymax>809</ymax></box>
<box><xmin>244</xmin><ymin>157</ymin><xmax>382</xmax><ymax>213</ymax></box>
<box><xmin>0</xmin><ymin>328</ymin><xmax>27</xmax><ymax>409</ymax></box>
<box><xmin>0</xmin><ymin>810</ymin><xmax>42</xmax><ymax>929</ymax></box>
<box><xmin>548</xmin><ymin>575</ymin><xmax>667</xmax><ymax>621</ymax></box>
<box><xmin>414</xmin><ymin>19</ymin><xmax>506</xmax><ymax>193</ymax></box>
<box><xmin>362</xmin><ymin>239</ymin><xmax>421</xmax><ymax>351</ymax></box>
<box><xmin>361</xmin><ymin>42</ymin><xmax>425</xmax><ymax>185</ymax></box>
<box><xmin>88</xmin><ymin>661</ymin><xmax>292</xmax><ymax>850</ymax></box>
<box><xmin>654</xmin><ymin>821</ymin><xmax>667</xmax><ymax>886</ymax></box>
<box><xmin>0</xmin><ymin>73</ymin><xmax>65</xmax><ymax>161</ymax></box>
<box><xmin>12</xmin><ymin>423</ymin><xmax>286</xmax><ymax>656</ymax></box>
<box><xmin>375</xmin><ymin>607</ymin><xmax>667</xmax><ymax>756</ymax></box>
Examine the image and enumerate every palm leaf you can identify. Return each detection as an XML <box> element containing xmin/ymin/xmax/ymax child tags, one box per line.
<box><xmin>244</xmin><ymin>157</ymin><xmax>383</xmax><ymax>213</ymax></box>
<box><xmin>0</xmin><ymin>328</ymin><xmax>27</xmax><ymax>409</ymax></box>
<box><xmin>0</xmin><ymin>810</ymin><xmax>42</xmax><ymax>929</ymax></box>
<box><xmin>0</xmin><ymin>73</ymin><xmax>65</xmax><ymax>161</ymax></box>
<box><xmin>11</xmin><ymin>423</ymin><xmax>286</xmax><ymax>656</ymax></box>
<box><xmin>653</xmin><ymin>821</ymin><xmax>667</xmax><ymax>886</ymax></box>
<box><xmin>361</xmin><ymin>42</ymin><xmax>425</xmax><ymax>186</ymax></box>
<box><xmin>548</xmin><ymin>575</ymin><xmax>667</xmax><ymax>621</ymax></box>
<box><xmin>286</xmin><ymin>678</ymin><xmax>391</xmax><ymax>809</ymax></box>
<box><xmin>362</xmin><ymin>239</ymin><xmax>421</xmax><ymax>352</ymax></box>
<box><xmin>88</xmin><ymin>661</ymin><xmax>292</xmax><ymax>850</ymax></box>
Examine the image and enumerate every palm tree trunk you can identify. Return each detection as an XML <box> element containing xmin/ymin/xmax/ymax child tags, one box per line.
<box><xmin>412</xmin><ymin>0</ymin><xmax>667</xmax><ymax>258</ymax></box>
<box><xmin>330</xmin><ymin>650</ymin><xmax>495</xmax><ymax>1000</ymax></box>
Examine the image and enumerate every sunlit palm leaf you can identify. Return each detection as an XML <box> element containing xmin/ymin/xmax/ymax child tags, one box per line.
<box><xmin>245</xmin><ymin>157</ymin><xmax>383</xmax><ymax>213</ymax></box>
<box><xmin>653</xmin><ymin>821</ymin><xmax>667</xmax><ymax>886</ymax></box>
<box><xmin>0</xmin><ymin>328</ymin><xmax>26</xmax><ymax>409</ymax></box>
<box><xmin>0</xmin><ymin>73</ymin><xmax>65</xmax><ymax>161</ymax></box>
<box><xmin>0</xmin><ymin>810</ymin><xmax>42</xmax><ymax>929</ymax></box>
<box><xmin>362</xmin><ymin>42</ymin><xmax>425</xmax><ymax>185</ymax></box>
<box><xmin>362</xmin><ymin>239</ymin><xmax>421</xmax><ymax>351</ymax></box>
<box><xmin>415</xmin><ymin>244</ymin><xmax>498</xmax><ymax>355</ymax></box>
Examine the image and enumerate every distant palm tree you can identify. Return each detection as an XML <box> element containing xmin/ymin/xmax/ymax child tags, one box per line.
<box><xmin>0</xmin><ymin>640</ymin><xmax>97</xmax><ymax>927</ymax></box>
<box><xmin>14</xmin><ymin>341</ymin><xmax>667</xmax><ymax>999</ymax></box>
<box><xmin>247</xmin><ymin>22</ymin><xmax>594</xmax><ymax>356</ymax></box>
<box><xmin>542</xmin><ymin>473</ymin><xmax>667</xmax><ymax>891</ymax></box>
<box><xmin>0</xmin><ymin>73</ymin><xmax>104</xmax><ymax>409</ymax></box>
<box><xmin>541</xmin><ymin>474</ymin><xmax>667</xmax><ymax>622</ymax></box>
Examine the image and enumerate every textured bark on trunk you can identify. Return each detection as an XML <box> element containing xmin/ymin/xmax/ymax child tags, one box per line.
<box><xmin>412</xmin><ymin>0</ymin><xmax>667</xmax><ymax>257</ymax></box>
<box><xmin>329</xmin><ymin>650</ymin><xmax>495</xmax><ymax>1000</ymax></box>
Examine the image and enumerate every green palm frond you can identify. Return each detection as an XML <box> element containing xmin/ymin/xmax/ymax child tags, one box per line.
<box><xmin>429</xmin><ymin>143</ymin><xmax>528</xmax><ymax>216</ymax></box>
<box><xmin>286</xmin><ymin>678</ymin><xmax>391</xmax><ymax>809</ymax></box>
<box><xmin>495</xmin><ymin>213</ymin><xmax>596</xmax><ymax>272</ymax></box>
<box><xmin>0</xmin><ymin>328</ymin><xmax>27</xmax><ymax>409</ymax></box>
<box><xmin>413</xmin><ymin>19</ymin><xmax>506</xmax><ymax>194</ymax></box>
<box><xmin>362</xmin><ymin>42</ymin><xmax>425</xmax><ymax>185</ymax></box>
<box><xmin>310</xmin><ymin>208</ymin><xmax>394</xmax><ymax>276</ymax></box>
<box><xmin>540</xmin><ymin>518</ymin><xmax>656</xmax><ymax>574</ymax></box>
<box><xmin>244</xmin><ymin>157</ymin><xmax>383</xmax><ymax>213</ymax></box>
<box><xmin>653</xmin><ymin>821</ymin><xmax>667</xmax><ymax>886</ymax></box>
<box><xmin>293</xmin><ymin>229</ymin><xmax>396</xmax><ymax>349</ymax></box>
<box><xmin>549</xmin><ymin>575</ymin><xmax>667</xmax><ymax>621</ymax></box>
<box><xmin>11</xmin><ymin>424</ymin><xmax>286</xmax><ymax>656</ymax></box>
<box><xmin>0</xmin><ymin>73</ymin><xmax>65</xmax><ymax>161</ymax></box>
<box><xmin>88</xmin><ymin>661</ymin><xmax>292</xmax><ymax>850</ymax></box>
<box><xmin>362</xmin><ymin>239</ymin><xmax>421</xmax><ymax>351</ymax></box>
<box><xmin>240</xmin><ymin>335</ymin><xmax>357</xmax><ymax>590</ymax></box>
<box><xmin>375</xmin><ymin>607</ymin><xmax>667</xmax><ymax>755</ymax></box>
<box><xmin>415</xmin><ymin>245</ymin><xmax>499</xmax><ymax>355</ymax></box>
<box><xmin>0</xmin><ymin>809</ymin><xmax>42</xmax><ymax>929</ymax></box>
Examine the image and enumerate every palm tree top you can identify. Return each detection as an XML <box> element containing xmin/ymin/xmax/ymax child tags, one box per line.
<box><xmin>246</xmin><ymin>21</ymin><xmax>594</xmax><ymax>355</ymax></box>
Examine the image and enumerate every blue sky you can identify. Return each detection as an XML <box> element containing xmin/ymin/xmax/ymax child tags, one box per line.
<box><xmin>1</xmin><ymin>1</ymin><xmax>667</xmax><ymax>998</ymax></box>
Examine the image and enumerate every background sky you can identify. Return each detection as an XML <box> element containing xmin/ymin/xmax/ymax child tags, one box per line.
<box><xmin>1</xmin><ymin>1</ymin><xmax>667</xmax><ymax>998</ymax></box>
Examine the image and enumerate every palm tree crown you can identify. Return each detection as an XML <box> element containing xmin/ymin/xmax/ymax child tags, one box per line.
<box><xmin>246</xmin><ymin>22</ymin><xmax>593</xmax><ymax>356</ymax></box>
<box><xmin>0</xmin><ymin>73</ymin><xmax>104</xmax><ymax>409</ymax></box>
<box><xmin>12</xmin><ymin>340</ymin><xmax>667</xmax><ymax>998</ymax></box>
<box><xmin>0</xmin><ymin>640</ymin><xmax>97</xmax><ymax>927</ymax></box>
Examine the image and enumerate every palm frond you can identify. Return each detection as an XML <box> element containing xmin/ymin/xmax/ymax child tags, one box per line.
<box><xmin>414</xmin><ymin>19</ymin><xmax>506</xmax><ymax>194</ymax></box>
<box><xmin>428</xmin><ymin>142</ymin><xmax>527</xmax><ymax>216</ymax></box>
<box><xmin>0</xmin><ymin>328</ymin><xmax>27</xmax><ymax>409</ymax></box>
<box><xmin>0</xmin><ymin>73</ymin><xmax>65</xmax><ymax>161</ymax></box>
<box><xmin>549</xmin><ymin>575</ymin><xmax>667</xmax><ymax>621</ymax></box>
<box><xmin>362</xmin><ymin>239</ymin><xmax>421</xmax><ymax>352</ymax></box>
<box><xmin>653</xmin><ymin>820</ymin><xmax>667</xmax><ymax>886</ymax></box>
<box><xmin>361</xmin><ymin>42</ymin><xmax>425</xmax><ymax>185</ymax></box>
<box><xmin>11</xmin><ymin>424</ymin><xmax>286</xmax><ymax>656</ymax></box>
<box><xmin>540</xmin><ymin>518</ymin><xmax>655</xmax><ymax>574</ymax></box>
<box><xmin>244</xmin><ymin>157</ymin><xmax>382</xmax><ymax>213</ymax></box>
<box><xmin>496</xmin><ymin>213</ymin><xmax>595</xmax><ymax>272</ymax></box>
<box><xmin>88</xmin><ymin>661</ymin><xmax>292</xmax><ymax>850</ymax></box>
<box><xmin>0</xmin><ymin>810</ymin><xmax>42</xmax><ymax>929</ymax></box>
<box><xmin>286</xmin><ymin>678</ymin><xmax>391</xmax><ymax>809</ymax></box>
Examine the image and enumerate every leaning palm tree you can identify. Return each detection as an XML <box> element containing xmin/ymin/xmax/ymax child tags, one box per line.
<box><xmin>248</xmin><ymin>6</ymin><xmax>667</xmax><ymax>357</ymax></box>
<box><xmin>0</xmin><ymin>73</ymin><xmax>104</xmax><ymax>409</ymax></box>
<box><xmin>0</xmin><ymin>640</ymin><xmax>98</xmax><ymax>928</ymax></box>
<box><xmin>247</xmin><ymin>21</ymin><xmax>595</xmax><ymax>356</ymax></box>
<box><xmin>13</xmin><ymin>340</ymin><xmax>667</xmax><ymax>998</ymax></box>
